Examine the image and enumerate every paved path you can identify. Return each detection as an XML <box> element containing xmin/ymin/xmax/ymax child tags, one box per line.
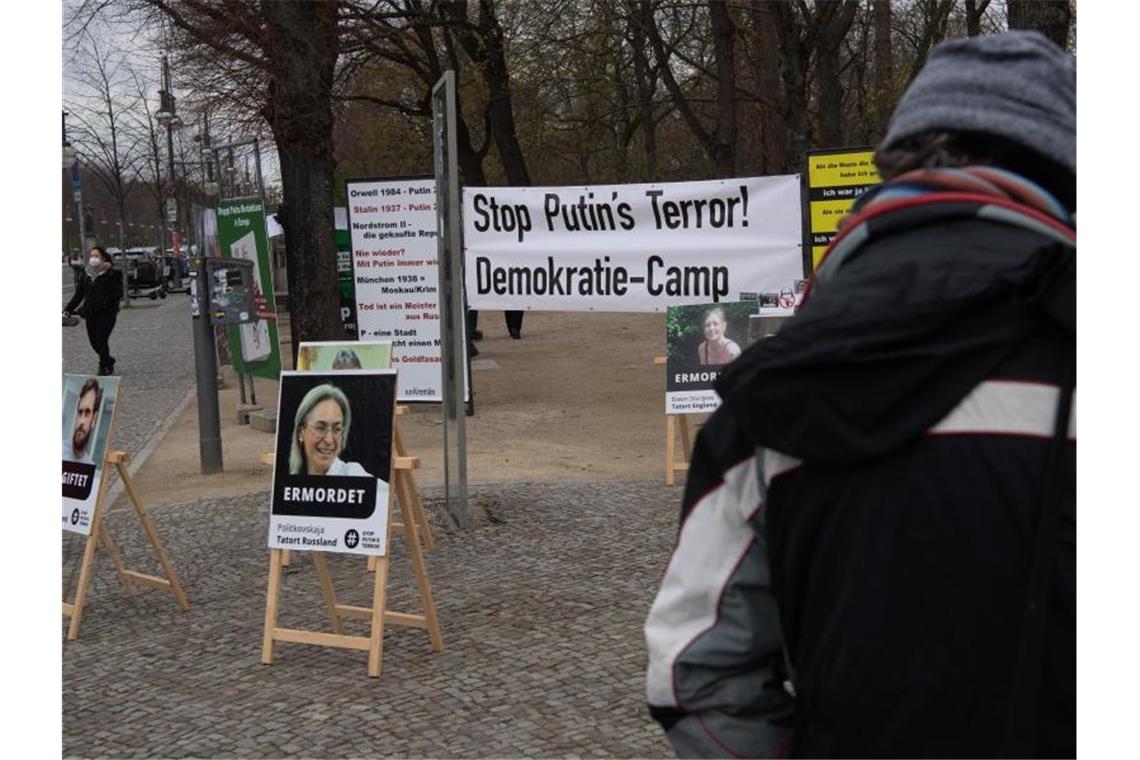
<box><xmin>63</xmin><ymin>294</ymin><xmax>197</xmax><ymax>458</ymax></box>
<box><xmin>63</xmin><ymin>293</ymin><xmax>199</xmax><ymax>624</ymax></box>
<box><xmin>62</xmin><ymin>481</ymin><xmax>676</xmax><ymax>758</ymax></box>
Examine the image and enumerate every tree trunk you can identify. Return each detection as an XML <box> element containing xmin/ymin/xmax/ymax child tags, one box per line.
<box><xmin>965</xmin><ymin>0</ymin><xmax>991</xmax><ymax>37</ymax></box>
<box><xmin>262</xmin><ymin>0</ymin><xmax>343</xmax><ymax>351</ymax></box>
<box><xmin>871</xmin><ymin>0</ymin><xmax>893</xmax><ymax>137</ymax></box>
<box><xmin>907</xmin><ymin>0</ymin><xmax>955</xmax><ymax>84</ymax></box>
<box><xmin>751</xmin><ymin>1</ymin><xmax>786</xmax><ymax>175</ymax></box>
<box><xmin>708</xmin><ymin>0</ymin><xmax>738</xmax><ymax>176</ymax></box>
<box><xmin>644</xmin><ymin>1</ymin><xmax>736</xmax><ymax>177</ymax></box>
<box><xmin>1008</xmin><ymin>0</ymin><xmax>1071</xmax><ymax>49</ymax></box>
<box><xmin>627</xmin><ymin>0</ymin><xmax>658</xmax><ymax>181</ymax></box>
<box><xmin>446</xmin><ymin>0</ymin><xmax>532</xmax><ymax>186</ymax></box>
<box><xmin>814</xmin><ymin>1</ymin><xmax>859</xmax><ymax>149</ymax></box>
<box><xmin>475</xmin><ymin>0</ymin><xmax>531</xmax><ymax>186</ymax></box>
<box><xmin>772</xmin><ymin>2</ymin><xmax>810</xmax><ymax>172</ymax></box>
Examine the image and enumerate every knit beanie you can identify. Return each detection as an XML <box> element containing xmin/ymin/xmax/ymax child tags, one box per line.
<box><xmin>880</xmin><ymin>30</ymin><xmax>1075</xmax><ymax>176</ymax></box>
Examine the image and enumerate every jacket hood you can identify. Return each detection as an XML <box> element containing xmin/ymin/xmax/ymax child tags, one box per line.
<box><xmin>715</xmin><ymin>197</ymin><xmax>1074</xmax><ymax>467</ymax></box>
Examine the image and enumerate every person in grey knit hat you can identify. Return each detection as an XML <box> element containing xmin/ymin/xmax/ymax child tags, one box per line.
<box><xmin>876</xmin><ymin>29</ymin><xmax>1076</xmax><ymax>210</ymax></box>
<box><xmin>643</xmin><ymin>29</ymin><xmax>1075</xmax><ymax>760</ymax></box>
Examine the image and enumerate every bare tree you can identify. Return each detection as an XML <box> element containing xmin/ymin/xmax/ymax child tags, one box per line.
<box><xmin>905</xmin><ymin>0</ymin><xmax>956</xmax><ymax>84</ymax></box>
<box><xmin>441</xmin><ymin>0</ymin><xmax>533</xmax><ymax>185</ymax></box>
<box><xmin>65</xmin><ymin>35</ymin><xmax>147</xmax><ymax>254</ymax></box>
<box><xmin>73</xmin><ymin>0</ymin><xmax>348</xmax><ymax>347</ymax></box>
<box><xmin>964</xmin><ymin>0</ymin><xmax>992</xmax><ymax>37</ymax></box>
<box><xmin>128</xmin><ymin>67</ymin><xmax>171</xmax><ymax>253</ymax></box>
<box><xmin>643</xmin><ymin>1</ymin><xmax>739</xmax><ymax>177</ymax></box>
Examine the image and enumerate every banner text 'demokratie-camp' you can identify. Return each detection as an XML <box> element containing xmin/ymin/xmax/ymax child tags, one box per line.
<box><xmin>463</xmin><ymin>175</ymin><xmax>803</xmax><ymax>313</ymax></box>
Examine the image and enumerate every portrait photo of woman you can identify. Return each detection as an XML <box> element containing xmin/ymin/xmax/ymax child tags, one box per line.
<box><xmin>288</xmin><ymin>383</ymin><xmax>374</xmax><ymax>478</ymax></box>
<box><xmin>697</xmin><ymin>307</ymin><xmax>742</xmax><ymax>366</ymax></box>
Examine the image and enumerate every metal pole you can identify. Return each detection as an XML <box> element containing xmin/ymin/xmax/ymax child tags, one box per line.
<box><xmin>191</xmin><ymin>255</ymin><xmax>223</xmax><ymax>473</ymax></box>
<box><xmin>73</xmin><ymin>162</ymin><xmax>87</xmax><ymax>258</ymax></box>
<box><xmin>163</xmin><ymin>57</ymin><xmax>184</xmax><ymax>291</ymax></box>
<box><xmin>250</xmin><ymin>137</ymin><xmax>265</xmax><ymax>410</ymax></box>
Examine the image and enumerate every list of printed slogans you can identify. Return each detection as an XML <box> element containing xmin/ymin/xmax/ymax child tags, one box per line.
<box><xmin>347</xmin><ymin>178</ymin><xmax>444</xmax><ymax>400</ymax></box>
<box><xmin>806</xmin><ymin>149</ymin><xmax>881</xmax><ymax>269</ymax></box>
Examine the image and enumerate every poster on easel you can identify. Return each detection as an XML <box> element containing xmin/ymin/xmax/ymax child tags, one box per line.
<box><xmin>268</xmin><ymin>371</ymin><xmax>396</xmax><ymax>556</ymax></box>
<box><xmin>217</xmin><ymin>196</ymin><xmax>281</xmax><ymax>379</ymax></box>
<box><xmin>665</xmin><ymin>302</ymin><xmax>784</xmax><ymax>414</ymax></box>
<box><xmin>62</xmin><ymin>375</ymin><xmax>120</xmax><ymax>535</ymax></box>
<box><xmin>805</xmin><ymin>147</ymin><xmax>881</xmax><ymax>270</ymax></box>
<box><xmin>297</xmin><ymin>340</ymin><xmax>393</xmax><ymax>372</ymax></box>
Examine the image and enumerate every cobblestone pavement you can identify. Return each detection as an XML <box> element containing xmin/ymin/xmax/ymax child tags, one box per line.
<box><xmin>62</xmin><ymin>480</ymin><xmax>678</xmax><ymax>758</ymax></box>
<box><xmin>64</xmin><ymin>294</ymin><xmax>199</xmax><ymax>611</ymax></box>
<box><xmin>62</xmin><ymin>294</ymin><xmax>197</xmax><ymax>457</ymax></box>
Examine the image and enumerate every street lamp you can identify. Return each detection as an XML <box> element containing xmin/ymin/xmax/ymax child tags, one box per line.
<box><xmin>157</xmin><ymin>56</ymin><xmax>184</xmax><ymax>290</ymax></box>
<box><xmin>62</xmin><ymin>111</ymin><xmax>86</xmax><ymax>266</ymax></box>
<box><xmin>198</xmin><ymin>120</ymin><xmax>220</xmax><ymax>199</ymax></box>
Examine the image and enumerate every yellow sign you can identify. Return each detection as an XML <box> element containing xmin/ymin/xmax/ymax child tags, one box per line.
<box><xmin>805</xmin><ymin>148</ymin><xmax>881</xmax><ymax>268</ymax></box>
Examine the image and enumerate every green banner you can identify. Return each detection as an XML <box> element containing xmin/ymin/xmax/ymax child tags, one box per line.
<box><xmin>216</xmin><ymin>197</ymin><xmax>281</xmax><ymax>380</ymax></box>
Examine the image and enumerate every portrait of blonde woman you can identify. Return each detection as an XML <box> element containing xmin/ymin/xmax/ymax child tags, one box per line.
<box><xmin>288</xmin><ymin>383</ymin><xmax>375</xmax><ymax>478</ymax></box>
<box><xmin>697</xmin><ymin>307</ymin><xmax>742</xmax><ymax>366</ymax></box>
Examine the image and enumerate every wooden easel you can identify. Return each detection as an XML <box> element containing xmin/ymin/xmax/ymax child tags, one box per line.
<box><xmin>63</xmin><ymin>450</ymin><xmax>191</xmax><ymax>640</ymax></box>
<box><xmin>665</xmin><ymin>413</ymin><xmax>693</xmax><ymax>487</ymax></box>
<box><xmin>655</xmin><ymin>357</ymin><xmax>695</xmax><ymax>486</ymax></box>
<box><xmin>280</xmin><ymin>407</ymin><xmax>435</xmax><ymax>569</ymax></box>
<box><xmin>261</xmin><ymin>455</ymin><xmax>443</xmax><ymax>677</ymax></box>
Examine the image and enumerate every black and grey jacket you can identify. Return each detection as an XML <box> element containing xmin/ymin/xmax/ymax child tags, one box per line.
<box><xmin>645</xmin><ymin>188</ymin><xmax>1075</xmax><ymax>758</ymax></box>
<box><xmin>66</xmin><ymin>266</ymin><xmax>123</xmax><ymax>319</ymax></box>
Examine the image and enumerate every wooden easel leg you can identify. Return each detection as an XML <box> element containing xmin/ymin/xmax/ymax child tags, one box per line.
<box><xmin>97</xmin><ymin>523</ymin><xmax>137</xmax><ymax>598</ymax></box>
<box><xmin>368</xmin><ymin>555</ymin><xmax>389</xmax><ymax>677</ymax></box>
<box><xmin>115</xmin><ymin>461</ymin><xmax>189</xmax><ymax>610</ymax></box>
<box><xmin>367</xmin><ymin>555</ymin><xmax>377</xmax><ymax>573</ymax></box>
<box><xmin>679</xmin><ymin>414</ymin><xmax>692</xmax><ymax>463</ymax></box>
<box><xmin>665</xmin><ymin>414</ymin><xmax>677</xmax><ymax>487</ymax></box>
<box><xmin>406</xmin><ymin>470</ymin><xmax>435</xmax><ymax>550</ymax></box>
<box><xmin>67</xmin><ymin>533</ymin><xmax>99</xmax><ymax>641</ymax></box>
<box><xmin>66</xmin><ymin>471</ymin><xmax>113</xmax><ymax>640</ymax></box>
<box><xmin>261</xmin><ymin>549</ymin><xmax>284</xmax><ymax>665</ymax></box>
<box><xmin>396</xmin><ymin>470</ymin><xmax>443</xmax><ymax>652</ymax></box>
<box><xmin>282</xmin><ymin>549</ymin><xmax>292</xmax><ymax>567</ymax></box>
<box><xmin>311</xmin><ymin>552</ymin><xmax>345</xmax><ymax>635</ymax></box>
<box><xmin>394</xmin><ymin>422</ymin><xmax>435</xmax><ymax>550</ymax></box>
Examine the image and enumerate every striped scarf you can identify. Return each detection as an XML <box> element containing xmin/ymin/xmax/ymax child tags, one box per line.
<box><xmin>849</xmin><ymin>166</ymin><xmax>1073</xmax><ymax>228</ymax></box>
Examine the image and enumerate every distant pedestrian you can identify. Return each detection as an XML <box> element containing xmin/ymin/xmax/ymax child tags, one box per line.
<box><xmin>65</xmin><ymin>246</ymin><xmax>124</xmax><ymax>376</ymax></box>
<box><xmin>505</xmin><ymin>309</ymin><xmax>524</xmax><ymax>339</ymax></box>
<box><xmin>645</xmin><ymin>31</ymin><xmax>1075</xmax><ymax>758</ymax></box>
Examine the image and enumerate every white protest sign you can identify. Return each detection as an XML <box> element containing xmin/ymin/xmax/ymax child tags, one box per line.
<box><xmin>463</xmin><ymin>175</ymin><xmax>803</xmax><ymax>313</ymax></box>
<box><xmin>347</xmin><ymin>177</ymin><xmax>444</xmax><ymax>401</ymax></box>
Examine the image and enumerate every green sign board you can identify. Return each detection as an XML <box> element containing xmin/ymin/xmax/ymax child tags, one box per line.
<box><xmin>335</xmin><ymin>221</ymin><xmax>357</xmax><ymax>337</ymax></box>
<box><xmin>216</xmin><ymin>197</ymin><xmax>281</xmax><ymax>379</ymax></box>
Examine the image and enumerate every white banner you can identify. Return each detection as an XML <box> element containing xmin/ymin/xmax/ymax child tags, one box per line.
<box><xmin>347</xmin><ymin>177</ymin><xmax>444</xmax><ymax>402</ymax></box>
<box><xmin>463</xmin><ymin>175</ymin><xmax>803</xmax><ymax>313</ymax></box>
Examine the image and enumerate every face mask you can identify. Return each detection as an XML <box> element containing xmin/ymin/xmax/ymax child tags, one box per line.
<box><xmin>89</xmin><ymin>257</ymin><xmax>102</xmax><ymax>268</ymax></box>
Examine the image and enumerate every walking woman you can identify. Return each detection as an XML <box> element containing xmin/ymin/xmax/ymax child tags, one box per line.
<box><xmin>65</xmin><ymin>246</ymin><xmax>123</xmax><ymax>376</ymax></box>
